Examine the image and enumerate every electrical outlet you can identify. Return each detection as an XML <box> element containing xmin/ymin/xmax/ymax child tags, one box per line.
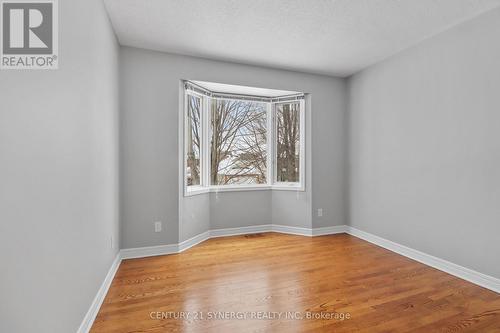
<box><xmin>317</xmin><ymin>208</ymin><xmax>323</xmax><ymax>217</ymax></box>
<box><xmin>154</xmin><ymin>221</ymin><xmax>162</xmax><ymax>233</ymax></box>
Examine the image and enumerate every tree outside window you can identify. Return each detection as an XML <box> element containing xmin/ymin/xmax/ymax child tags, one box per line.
<box><xmin>210</xmin><ymin>99</ymin><xmax>267</xmax><ymax>185</ymax></box>
<box><xmin>186</xmin><ymin>95</ymin><xmax>201</xmax><ymax>186</ymax></box>
<box><xmin>276</xmin><ymin>102</ymin><xmax>300</xmax><ymax>183</ymax></box>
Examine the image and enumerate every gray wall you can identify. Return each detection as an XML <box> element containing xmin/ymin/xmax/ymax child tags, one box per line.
<box><xmin>180</xmin><ymin>192</ymin><xmax>210</xmax><ymax>241</ymax></box>
<box><xmin>0</xmin><ymin>0</ymin><xmax>120</xmax><ymax>332</ymax></box>
<box><xmin>210</xmin><ymin>191</ymin><xmax>273</xmax><ymax>230</ymax></box>
<box><xmin>120</xmin><ymin>46</ymin><xmax>347</xmax><ymax>247</ymax></box>
<box><xmin>348</xmin><ymin>7</ymin><xmax>500</xmax><ymax>278</ymax></box>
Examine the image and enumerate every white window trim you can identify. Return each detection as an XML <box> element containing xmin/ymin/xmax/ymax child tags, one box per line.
<box><xmin>183</xmin><ymin>85</ymin><xmax>306</xmax><ymax>197</ymax></box>
<box><xmin>272</xmin><ymin>100</ymin><xmax>305</xmax><ymax>192</ymax></box>
<box><xmin>184</xmin><ymin>90</ymin><xmax>206</xmax><ymax>196</ymax></box>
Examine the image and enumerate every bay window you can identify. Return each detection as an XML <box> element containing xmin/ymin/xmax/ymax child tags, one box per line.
<box><xmin>184</xmin><ymin>81</ymin><xmax>305</xmax><ymax>195</ymax></box>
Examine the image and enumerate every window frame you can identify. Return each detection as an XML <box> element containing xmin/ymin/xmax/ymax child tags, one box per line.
<box><xmin>183</xmin><ymin>89</ymin><xmax>206</xmax><ymax>196</ymax></box>
<box><xmin>183</xmin><ymin>86</ymin><xmax>305</xmax><ymax>196</ymax></box>
<box><xmin>272</xmin><ymin>99</ymin><xmax>306</xmax><ymax>191</ymax></box>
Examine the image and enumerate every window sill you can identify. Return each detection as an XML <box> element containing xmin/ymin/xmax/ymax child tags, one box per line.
<box><xmin>185</xmin><ymin>186</ymin><xmax>209</xmax><ymax>197</ymax></box>
<box><xmin>185</xmin><ymin>184</ymin><xmax>304</xmax><ymax>197</ymax></box>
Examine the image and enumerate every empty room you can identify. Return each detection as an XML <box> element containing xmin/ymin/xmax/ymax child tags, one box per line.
<box><xmin>1</xmin><ymin>0</ymin><xmax>500</xmax><ymax>332</ymax></box>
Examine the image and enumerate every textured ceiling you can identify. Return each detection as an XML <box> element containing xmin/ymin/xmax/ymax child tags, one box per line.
<box><xmin>104</xmin><ymin>0</ymin><xmax>500</xmax><ymax>77</ymax></box>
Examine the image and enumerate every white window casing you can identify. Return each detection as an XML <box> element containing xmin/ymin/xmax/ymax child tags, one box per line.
<box><xmin>183</xmin><ymin>82</ymin><xmax>305</xmax><ymax>196</ymax></box>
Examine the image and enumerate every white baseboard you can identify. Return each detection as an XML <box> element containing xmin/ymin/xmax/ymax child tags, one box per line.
<box><xmin>271</xmin><ymin>224</ymin><xmax>347</xmax><ymax>236</ymax></box>
<box><xmin>312</xmin><ymin>225</ymin><xmax>348</xmax><ymax>236</ymax></box>
<box><xmin>121</xmin><ymin>224</ymin><xmax>347</xmax><ymax>259</ymax></box>
<box><xmin>77</xmin><ymin>252</ymin><xmax>122</xmax><ymax>333</ymax></box>
<box><xmin>346</xmin><ymin>226</ymin><xmax>500</xmax><ymax>294</ymax></box>
<box><xmin>272</xmin><ymin>224</ymin><xmax>313</xmax><ymax>236</ymax></box>
<box><xmin>120</xmin><ymin>243</ymin><xmax>178</xmax><ymax>259</ymax></box>
<box><xmin>178</xmin><ymin>231</ymin><xmax>210</xmax><ymax>252</ymax></box>
<box><xmin>210</xmin><ymin>224</ymin><xmax>273</xmax><ymax>238</ymax></box>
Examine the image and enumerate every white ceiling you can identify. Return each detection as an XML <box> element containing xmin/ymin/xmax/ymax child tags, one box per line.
<box><xmin>104</xmin><ymin>0</ymin><xmax>500</xmax><ymax>77</ymax></box>
<box><xmin>191</xmin><ymin>80</ymin><xmax>301</xmax><ymax>97</ymax></box>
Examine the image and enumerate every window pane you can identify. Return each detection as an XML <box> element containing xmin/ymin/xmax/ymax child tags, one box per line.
<box><xmin>186</xmin><ymin>95</ymin><xmax>201</xmax><ymax>186</ymax></box>
<box><xmin>211</xmin><ymin>99</ymin><xmax>267</xmax><ymax>185</ymax></box>
<box><xmin>276</xmin><ymin>102</ymin><xmax>300</xmax><ymax>183</ymax></box>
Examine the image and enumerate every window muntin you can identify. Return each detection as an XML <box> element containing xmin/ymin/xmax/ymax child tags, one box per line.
<box><xmin>210</xmin><ymin>99</ymin><xmax>267</xmax><ymax>185</ymax></box>
<box><xmin>186</xmin><ymin>94</ymin><xmax>201</xmax><ymax>186</ymax></box>
<box><xmin>275</xmin><ymin>102</ymin><xmax>300</xmax><ymax>183</ymax></box>
<box><xmin>183</xmin><ymin>85</ymin><xmax>304</xmax><ymax>194</ymax></box>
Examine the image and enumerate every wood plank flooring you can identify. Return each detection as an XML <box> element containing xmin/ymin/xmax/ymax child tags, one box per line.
<box><xmin>91</xmin><ymin>233</ymin><xmax>500</xmax><ymax>332</ymax></box>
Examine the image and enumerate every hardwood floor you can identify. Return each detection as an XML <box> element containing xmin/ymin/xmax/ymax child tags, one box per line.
<box><xmin>91</xmin><ymin>233</ymin><xmax>500</xmax><ymax>332</ymax></box>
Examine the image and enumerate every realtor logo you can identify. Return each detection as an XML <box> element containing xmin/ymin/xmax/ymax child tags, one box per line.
<box><xmin>1</xmin><ymin>0</ymin><xmax>58</xmax><ymax>69</ymax></box>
